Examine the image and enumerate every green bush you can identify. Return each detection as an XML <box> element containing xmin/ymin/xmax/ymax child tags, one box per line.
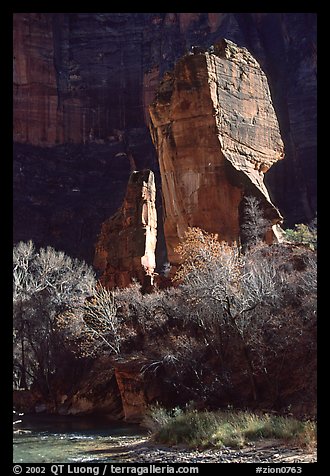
<box><xmin>284</xmin><ymin>223</ymin><xmax>317</xmax><ymax>250</ymax></box>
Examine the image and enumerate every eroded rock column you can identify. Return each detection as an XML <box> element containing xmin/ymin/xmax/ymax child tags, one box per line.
<box><xmin>149</xmin><ymin>39</ymin><xmax>284</xmax><ymax>265</ymax></box>
<box><xmin>94</xmin><ymin>170</ymin><xmax>157</xmax><ymax>288</ymax></box>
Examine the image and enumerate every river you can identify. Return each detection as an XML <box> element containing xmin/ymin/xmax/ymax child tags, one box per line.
<box><xmin>13</xmin><ymin>414</ymin><xmax>147</xmax><ymax>463</ymax></box>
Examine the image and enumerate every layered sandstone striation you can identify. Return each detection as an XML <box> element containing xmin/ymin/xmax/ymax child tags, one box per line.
<box><xmin>13</xmin><ymin>14</ymin><xmax>316</xmax><ymax>264</ymax></box>
<box><xmin>94</xmin><ymin>170</ymin><xmax>157</xmax><ymax>289</ymax></box>
<box><xmin>149</xmin><ymin>39</ymin><xmax>284</xmax><ymax>264</ymax></box>
<box><xmin>13</xmin><ymin>13</ymin><xmax>64</xmax><ymax>144</ymax></box>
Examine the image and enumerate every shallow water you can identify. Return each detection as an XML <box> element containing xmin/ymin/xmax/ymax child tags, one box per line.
<box><xmin>13</xmin><ymin>414</ymin><xmax>146</xmax><ymax>463</ymax></box>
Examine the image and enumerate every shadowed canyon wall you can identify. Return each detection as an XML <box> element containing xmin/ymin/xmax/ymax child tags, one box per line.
<box><xmin>13</xmin><ymin>13</ymin><xmax>317</xmax><ymax>265</ymax></box>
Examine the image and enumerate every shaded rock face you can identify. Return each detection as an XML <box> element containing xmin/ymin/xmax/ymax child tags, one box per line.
<box><xmin>149</xmin><ymin>40</ymin><xmax>284</xmax><ymax>265</ymax></box>
<box><xmin>94</xmin><ymin>170</ymin><xmax>157</xmax><ymax>289</ymax></box>
<box><xmin>13</xmin><ymin>357</ymin><xmax>124</xmax><ymax>419</ymax></box>
<box><xmin>12</xmin><ymin>357</ymin><xmax>166</xmax><ymax>422</ymax></box>
<box><xmin>113</xmin><ymin>358</ymin><xmax>164</xmax><ymax>422</ymax></box>
<box><xmin>13</xmin><ymin>142</ymin><xmax>132</xmax><ymax>263</ymax></box>
<box><xmin>56</xmin><ymin>361</ymin><xmax>123</xmax><ymax>418</ymax></box>
<box><xmin>13</xmin><ymin>13</ymin><xmax>64</xmax><ymax>145</ymax></box>
<box><xmin>13</xmin><ymin>13</ymin><xmax>145</xmax><ymax>145</ymax></box>
<box><xmin>13</xmin><ymin>12</ymin><xmax>316</xmax><ymax>262</ymax></box>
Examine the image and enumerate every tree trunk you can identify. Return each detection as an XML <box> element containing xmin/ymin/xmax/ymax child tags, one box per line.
<box><xmin>20</xmin><ymin>335</ymin><xmax>27</xmax><ymax>389</ymax></box>
<box><xmin>228</xmin><ymin>310</ymin><xmax>258</xmax><ymax>402</ymax></box>
<box><xmin>241</xmin><ymin>340</ymin><xmax>257</xmax><ymax>402</ymax></box>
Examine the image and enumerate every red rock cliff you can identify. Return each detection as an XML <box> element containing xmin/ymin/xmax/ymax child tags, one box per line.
<box><xmin>13</xmin><ymin>13</ymin><xmax>316</xmax><ymax>264</ymax></box>
<box><xmin>149</xmin><ymin>40</ymin><xmax>284</xmax><ymax>264</ymax></box>
<box><xmin>94</xmin><ymin>170</ymin><xmax>157</xmax><ymax>289</ymax></box>
<box><xmin>13</xmin><ymin>13</ymin><xmax>64</xmax><ymax>144</ymax></box>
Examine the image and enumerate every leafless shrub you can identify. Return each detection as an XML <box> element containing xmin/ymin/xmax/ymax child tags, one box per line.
<box><xmin>175</xmin><ymin>229</ymin><xmax>317</xmax><ymax>405</ymax></box>
<box><xmin>13</xmin><ymin>241</ymin><xmax>96</xmax><ymax>391</ymax></box>
<box><xmin>57</xmin><ymin>285</ymin><xmax>121</xmax><ymax>357</ymax></box>
<box><xmin>240</xmin><ymin>196</ymin><xmax>271</xmax><ymax>246</ymax></box>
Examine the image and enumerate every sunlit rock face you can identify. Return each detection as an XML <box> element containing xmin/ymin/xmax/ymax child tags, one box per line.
<box><xmin>149</xmin><ymin>39</ymin><xmax>284</xmax><ymax>265</ymax></box>
<box><xmin>94</xmin><ymin>170</ymin><xmax>157</xmax><ymax>289</ymax></box>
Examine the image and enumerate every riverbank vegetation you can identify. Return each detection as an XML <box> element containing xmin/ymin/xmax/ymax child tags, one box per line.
<box><xmin>143</xmin><ymin>406</ymin><xmax>316</xmax><ymax>449</ymax></box>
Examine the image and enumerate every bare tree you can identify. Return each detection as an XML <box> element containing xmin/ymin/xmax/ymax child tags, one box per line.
<box><xmin>176</xmin><ymin>229</ymin><xmax>316</xmax><ymax>404</ymax></box>
<box><xmin>13</xmin><ymin>241</ymin><xmax>95</xmax><ymax>392</ymax></box>
<box><xmin>178</xmin><ymin>243</ymin><xmax>275</xmax><ymax>400</ymax></box>
<box><xmin>57</xmin><ymin>285</ymin><xmax>121</xmax><ymax>357</ymax></box>
<box><xmin>13</xmin><ymin>241</ymin><xmax>95</xmax><ymax>306</ymax></box>
<box><xmin>240</xmin><ymin>196</ymin><xmax>271</xmax><ymax>247</ymax></box>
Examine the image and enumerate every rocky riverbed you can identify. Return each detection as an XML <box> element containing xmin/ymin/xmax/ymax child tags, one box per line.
<box><xmin>106</xmin><ymin>437</ymin><xmax>316</xmax><ymax>463</ymax></box>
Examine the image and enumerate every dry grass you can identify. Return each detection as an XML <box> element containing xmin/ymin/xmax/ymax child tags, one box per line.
<box><xmin>144</xmin><ymin>407</ymin><xmax>316</xmax><ymax>449</ymax></box>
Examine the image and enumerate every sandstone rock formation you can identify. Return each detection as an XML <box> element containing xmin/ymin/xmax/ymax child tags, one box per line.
<box><xmin>113</xmin><ymin>357</ymin><xmax>163</xmax><ymax>422</ymax></box>
<box><xmin>13</xmin><ymin>355</ymin><xmax>164</xmax><ymax>422</ymax></box>
<box><xmin>13</xmin><ymin>13</ymin><xmax>64</xmax><ymax>145</ymax></box>
<box><xmin>13</xmin><ymin>15</ymin><xmax>316</xmax><ymax>247</ymax></box>
<box><xmin>149</xmin><ymin>39</ymin><xmax>284</xmax><ymax>265</ymax></box>
<box><xmin>94</xmin><ymin>170</ymin><xmax>157</xmax><ymax>289</ymax></box>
